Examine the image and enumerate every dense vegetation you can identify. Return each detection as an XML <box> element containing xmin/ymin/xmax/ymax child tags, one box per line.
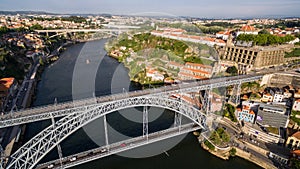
<box><xmin>204</xmin><ymin>140</ymin><xmax>215</xmax><ymax>150</ymax></box>
<box><xmin>34</xmin><ymin>16</ymin><xmax>87</xmax><ymax>23</ymax></box>
<box><xmin>229</xmin><ymin>148</ymin><xmax>237</xmax><ymax>157</ymax></box>
<box><xmin>204</xmin><ymin>22</ymin><xmax>237</xmax><ymax>28</ymax></box>
<box><xmin>291</xmin><ymin>158</ymin><xmax>300</xmax><ymax>169</ymax></box>
<box><xmin>285</xmin><ymin>48</ymin><xmax>300</xmax><ymax>58</ymax></box>
<box><xmin>184</xmin><ymin>56</ymin><xmax>203</xmax><ymax>64</ymax></box>
<box><xmin>195</xmin><ymin>24</ymin><xmax>224</xmax><ymax>34</ymax></box>
<box><xmin>236</xmin><ymin>34</ymin><xmax>295</xmax><ymax>46</ymax></box>
<box><xmin>291</xmin><ymin>110</ymin><xmax>300</xmax><ymax>126</ymax></box>
<box><xmin>0</xmin><ymin>47</ymin><xmax>25</xmax><ymax>79</ymax></box>
<box><xmin>29</xmin><ymin>24</ymin><xmax>43</xmax><ymax>31</ymax></box>
<box><xmin>209</xmin><ymin>127</ymin><xmax>230</xmax><ymax>145</ymax></box>
<box><xmin>114</xmin><ymin>33</ymin><xmax>189</xmax><ymax>58</ymax></box>
<box><xmin>223</xmin><ymin>103</ymin><xmax>237</xmax><ymax>122</ymax></box>
<box><xmin>275</xmin><ymin>21</ymin><xmax>300</xmax><ymax>29</ymax></box>
<box><xmin>226</xmin><ymin>66</ymin><xmax>238</xmax><ymax>75</ymax></box>
<box><xmin>0</xmin><ymin>26</ymin><xmax>10</xmax><ymax>35</ymax></box>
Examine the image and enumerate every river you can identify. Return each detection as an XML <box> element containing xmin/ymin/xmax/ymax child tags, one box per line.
<box><xmin>23</xmin><ymin>39</ymin><xmax>261</xmax><ymax>169</ymax></box>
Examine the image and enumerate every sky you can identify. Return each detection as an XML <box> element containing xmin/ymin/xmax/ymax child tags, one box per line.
<box><xmin>0</xmin><ymin>0</ymin><xmax>300</xmax><ymax>18</ymax></box>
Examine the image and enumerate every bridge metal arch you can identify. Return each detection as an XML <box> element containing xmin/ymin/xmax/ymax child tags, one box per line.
<box><xmin>48</xmin><ymin>30</ymin><xmax>120</xmax><ymax>39</ymax></box>
<box><xmin>6</xmin><ymin>96</ymin><xmax>206</xmax><ymax>169</ymax></box>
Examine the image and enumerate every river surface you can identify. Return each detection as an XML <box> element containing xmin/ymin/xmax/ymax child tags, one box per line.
<box><xmin>23</xmin><ymin>39</ymin><xmax>261</xmax><ymax>169</ymax></box>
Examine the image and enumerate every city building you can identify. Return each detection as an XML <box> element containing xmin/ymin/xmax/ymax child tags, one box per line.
<box><xmin>218</xmin><ymin>44</ymin><xmax>293</xmax><ymax>74</ymax></box>
<box><xmin>291</xmin><ymin>149</ymin><xmax>300</xmax><ymax>159</ymax></box>
<box><xmin>211</xmin><ymin>93</ymin><xmax>223</xmax><ymax>112</ymax></box>
<box><xmin>286</xmin><ymin>131</ymin><xmax>300</xmax><ymax>149</ymax></box>
<box><xmin>0</xmin><ymin>77</ymin><xmax>17</xmax><ymax>111</ymax></box>
<box><xmin>293</xmin><ymin>99</ymin><xmax>300</xmax><ymax>112</ymax></box>
<box><xmin>151</xmin><ymin>29</ymin><xmax>226</xmax><ymax>47</ymax></box>
<box><xmin>273</xmin><ymin>92</ymin><xmax>284</xmax><ymax>103</ymax></box>
<box><xmin>244</xmin><ymin>123</ymin><xmax>281</xmax><ymax>143</ymax></box>
<box><xmin>256</xmin><ymin>103</ymin><xmax>289</xmax><ymax>128</ymax></box>
<box><xmin>216</xmin><ymin>31</ymin><xmax>231</xmax><ymax>40</ymax></box>
<box><xmin>178</xmin><ymin>62</ymin><xmax>212</xmax><ymax>81</ymax></box>
<box><xmin>294</xmin><ymin>90</ymin><xmax>300</xmax><ymax>99</ymax></box>
<box><xmin>236</xmin><ymin>25</ymin><xmax>258</xmax><ymax>37</ymax></box>
<box><xmin>168</xmin><ymin>61</ymin><xmax>184</xmax><ymax>70</ymax></box>
<box><xmin>261</xmin><ymin>93</ymin><xmax>273</xmax><ymax>102</ymax></box>
<box><xmin>237</xmin><ymin>105</ymin><xmax>256</xmax><ymax>123</ymax></box>
<box><xmin>146</xmin><ymin>68</ymin><xmax>165</xmax><ymax>81</ymax></box>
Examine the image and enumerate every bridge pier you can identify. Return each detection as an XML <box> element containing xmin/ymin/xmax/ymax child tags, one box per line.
<box><xmin>229</xmin><ymin>81</ymin><xmax>242</xmax><ymax>106</ymax></box>
<box><xmin>202</xmin><ymin>86</ymin><xmax>212</xmax><ymax>114</ymax></box>
<box><xmin>103</xmin><ymin>115</ymin><xmax>109</xmax><ymax>148</ymax></box>
<box><xmin>51</xmin><ymin>116</ymin><xmax>63</xmax><ymax>167</ymax></box>
<box><xmin>143</xmin><ymin>106</ymin><xmax>148</xmax><ymax>140</ymax></box>
<box><xmin>174</xmin><ymin>112</ymin><xmax>182</xmax><ymax>132</ymax></box>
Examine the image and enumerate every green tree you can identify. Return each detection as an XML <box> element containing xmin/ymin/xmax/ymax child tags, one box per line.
<box><xmin>30</xmin><ymin>24</ymin><xmax>43</xmax><ymax>31</ymax></box>
<box><xmin>226</xmin><ymin>66</ymin><xmax>238</xmax><ymax>75</ymax></box>
<box><xmin>204</xmin><ymin>140</ymin><xmax>215</xmax><ymax>150</ymax></box>
<box><xmin>258</xmin><ymin>29</ymin><xmax>270</xmax><ymax>34</ymax></box>
<box><xmin>229</xmin><ymin>148</ymin><xmax>237</xmax><ymax>156</ymax></box>
<box><xmin>291</xmin><ymin>158</ymin><xmax>300</xmax><ymax>169</ymax></box>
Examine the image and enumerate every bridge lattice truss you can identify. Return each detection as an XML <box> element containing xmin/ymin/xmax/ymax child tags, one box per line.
<box><xmin>6</xmin><ymin>96</ymin><xmax>206</xmax><ymax>169</ymax></box>
<box><xmin>0</xmin><ymin>75</ymin><xmax>262</xmax><ymax>128</ymax></box>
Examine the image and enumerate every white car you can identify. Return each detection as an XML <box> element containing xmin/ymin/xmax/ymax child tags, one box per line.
<box><xmin>70</xmin><ymin>157</ymin><xmax>77</xmax><ymax>162</ymax></box>
<box><xmin>47</xmin><ymin>164</ymin><xmax>54</xmax><ymax>168</ymax></box>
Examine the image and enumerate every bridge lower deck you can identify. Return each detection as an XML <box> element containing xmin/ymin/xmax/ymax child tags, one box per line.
<box><xmin>36</xmin><ymin>123</ymin><xmax>201</xmax><ymax>169</ymax></box>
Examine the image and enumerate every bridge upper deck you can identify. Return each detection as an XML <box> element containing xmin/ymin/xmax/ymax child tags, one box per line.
<box><xmin>0</xmin><ymin>73</ymin><xmax>263</xmax><ymax>128</ymax></box>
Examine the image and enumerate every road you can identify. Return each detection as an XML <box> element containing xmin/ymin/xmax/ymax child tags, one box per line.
<box><xmin>35</xmin><ymin>123</ymin><xmax>200</xmax><ymax>169</ymax></box>
<box><xmin>0</xmin><ymin>57</ymin><xmax>40</xmax><ymax>163</ymax></box>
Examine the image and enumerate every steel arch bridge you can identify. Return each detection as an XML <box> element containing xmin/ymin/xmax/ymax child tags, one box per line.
<box><xmin>6</xmin><ymin>96</ymin><xmax>206</xmax><ymax>169</ymax></box>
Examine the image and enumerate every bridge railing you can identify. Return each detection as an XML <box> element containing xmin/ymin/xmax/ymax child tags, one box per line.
<box><xmin>0</xmin><ymin>74</ymin><xmax>264</xmax><ymax>122</ymax></box>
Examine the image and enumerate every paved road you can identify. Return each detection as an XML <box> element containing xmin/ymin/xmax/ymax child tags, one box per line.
<box><xmin>35</xmin><ymin>123</ymin><xmax>199</xmax><ymax>169</ymax></box>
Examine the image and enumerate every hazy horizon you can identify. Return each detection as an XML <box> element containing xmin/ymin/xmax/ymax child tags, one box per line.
<box><xmin>0</xmin><ymin>0</ymin><xmax>300</xmax><ymax>18</ymax></box>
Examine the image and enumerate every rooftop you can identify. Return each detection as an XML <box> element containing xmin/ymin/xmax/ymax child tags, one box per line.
<box><xmin>256</xmin><ymin>110</ymin><xmax>288</xmax><ymax>128</ymax></box>
<box><xmin>240</xmin><ymin>25</ymin><xmax>256</xmax><ymax>32</ymax></box>
<box><xmin>185</xmin><ymin>62</ymin><xmax>212</xmax><ymax>69</ymax></box>
<box><xmin>292</xmin><ymin>131</ymin><xmax>300</xmax><ymax>140</ymax></box>
<box><xmin>0</xmin><ymin>77</ymin><xmax>15</xmax><ymax>92</ymax></box>
<box><xmin>292</xmin><ymin>149</ymin><xmax>300</xmax><ymax>156</ymax></box>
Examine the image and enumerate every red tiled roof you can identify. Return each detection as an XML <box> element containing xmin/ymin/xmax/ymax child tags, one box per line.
<box><xmin>292</xmin><ymin>131</ymin><xmax>300</xmax><ymax>140</ymax></box>
<box><xmin>168</xmin><ymin>61</ymin><xmax>184</xmax><ymax>67</ymax></box>
<box><xmin>178</xmin><ymin>72</ymin><xmax>207</xmax><ymax>80</ymax></box>
<box><xmin>249</xmin><ymin>110</ymin><xmax>255</xmax><ymax>115</ymax></box>
<box><xmin>243</xmin><ymin>105</ymin><xmax>250</xmax><ymax>110</ymax></box>
<box><xmin>292</xmin><ymin>149</ymin><xmax>300</xmax><ymax>156</ymax></box>
<box><xmin>264</xmin><ymin>93</ymin><xmax>272</xmax><ymax>97</ymax></box>
<box><xmin>185</xmin><ymin>62</ymin><xmax>212</xmax><ymax>69</ymax></box>
<box><xmin>241</xmin><ymin>25</ymin><xmax>256</xmax><ymax>32</ymax></box>
<box><xmin>0</xmin><ymin>77</ymin><xmax>15</xmax><ymax>92</ymax></box>
<box><xmin>182</xmin><ymin>67</ymin><xmax>211</xmax><ymax>75</ymax></box>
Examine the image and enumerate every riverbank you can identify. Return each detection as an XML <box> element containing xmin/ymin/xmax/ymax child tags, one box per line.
<box><xmin>2</xmin><ymin>40</ymin><xmax>71</xmax><ymax>164</ymax></box>
<box><xmin>199</xmin><ymin>136</ymin><xmax>277</xmax><ymax>169</ymax></box>
<box><xmin>235</xmin><ymin>147</ymin><xmax>277</xmax><ymax>169</ymax></box>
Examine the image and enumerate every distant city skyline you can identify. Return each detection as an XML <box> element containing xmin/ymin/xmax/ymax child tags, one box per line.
<box><xmin>0</xmin><ymin>0</ymin><xmax>300</xmax><ymax>18</ymax></box>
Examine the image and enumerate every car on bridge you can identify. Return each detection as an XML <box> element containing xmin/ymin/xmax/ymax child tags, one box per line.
<box><xmin>120</xmin><ymin>143</ymin><xmax>126</xmax><ymax>147</ymax></box>
<box><xmin>69</xmin><ymin>157</ymin><xmax>77</xmax><ymax>162</ymax></box>
<box><xmin>47</xmin><ymin>164</ymin><xmax>54</xmax><ymax>168</ymax></box>
<box><xmin>101</xmin><ymin>148</ymin><xmax>107</xmax><ymax>153</ymax></box>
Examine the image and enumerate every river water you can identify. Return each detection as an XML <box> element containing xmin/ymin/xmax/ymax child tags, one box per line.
<box><xmin>23</xmin><ymin>39</ymin><xmax>261</xmax><ymax>169</ymax></box>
